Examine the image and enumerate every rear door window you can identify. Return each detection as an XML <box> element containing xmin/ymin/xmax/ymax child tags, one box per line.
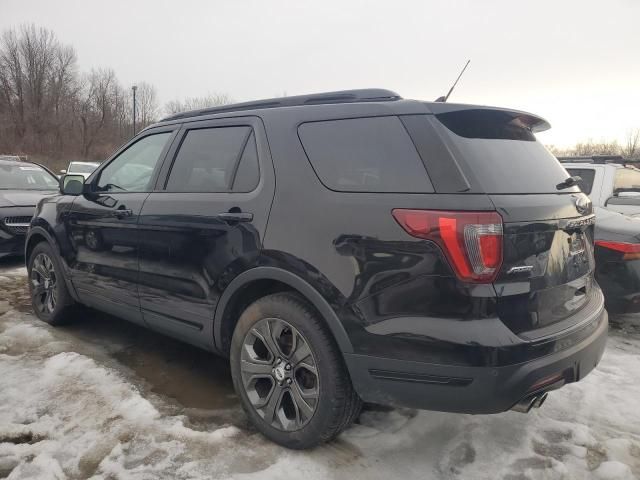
<box><xmin>565</xmin><ymin>168</ymin><xmax>596</xmax><ymax>194</ymax></box>
<box><xmin>166</xmin><ymin>126</ymin><xmax>259</xmax><ymax>193</ymax></box>
<box><xmin>434</xmin><ymin>109</ymin><xmax>578</xmax><ymax>194</ymax></box>
<box><xmin>298</xmin><ymin>116</ymin><xmax>434</xmax><ymax>193</ymax></box>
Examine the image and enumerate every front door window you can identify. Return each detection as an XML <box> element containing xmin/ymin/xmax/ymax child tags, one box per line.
<box><xmin>97</xmin><ymin>132</ymin><xmax>172</xmax><ymax>192</ymax></box>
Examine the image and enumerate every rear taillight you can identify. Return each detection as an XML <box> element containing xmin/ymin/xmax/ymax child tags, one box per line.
<box><xmin>595</xmin><ymin>240</ymin><xmax>640</xmax><ymax>261</ymax></box>
<box><xmin>392</xmin><ymin>209</ymin><xmax>503</xmax><ymax>283</ymax></box>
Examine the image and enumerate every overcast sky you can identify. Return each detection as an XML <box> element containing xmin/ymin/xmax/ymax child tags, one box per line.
<box><xmin>2</xmin><ymin>0</ymin><xmax>639</xmax><ymax>147</ymax></box>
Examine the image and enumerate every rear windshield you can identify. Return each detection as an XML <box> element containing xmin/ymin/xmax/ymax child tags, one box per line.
<box><xmin>298</xmin><ymin>116</ymin><xmax>434</xmax><ymax>193</ymax></box>
<box><xmin>0</xmin><ymin>164</ymin><xmax>59</xmax><ymax>190</ymax></box>
<box><xmin>435</xmin><ymin>110</ymin><xmax>578</xmax><ymax>194</ymax></box>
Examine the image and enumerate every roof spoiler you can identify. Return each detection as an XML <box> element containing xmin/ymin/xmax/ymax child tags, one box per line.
<box><xmin>425</xmin><ymin>103</ymin><xmax>551</xmax><ymax>133</ymax></box>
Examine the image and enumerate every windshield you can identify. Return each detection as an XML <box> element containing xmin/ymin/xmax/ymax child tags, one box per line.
<box><xmin>614</xmin><ymin>167</ymin><xmax>640</xmax><ymax>193</ymax></box>
<box><xmin>69</xmin><ymin>162</ymin><xmax>98</xmax><ymax>174</ymax></box>
<box><xmin>0</xmin><ymin>164</ymin><xmax>59</xmax><ymax>190</ymax></box>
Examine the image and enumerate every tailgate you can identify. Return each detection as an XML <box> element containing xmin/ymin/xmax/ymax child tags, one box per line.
<box><xmin>490</xmin><ymin>193</ymin><xmax>596</xmax><ymax>338</ymax></box>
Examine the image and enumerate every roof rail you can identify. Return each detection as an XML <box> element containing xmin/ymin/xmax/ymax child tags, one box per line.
<box><xmin>557</xmin><ymin>155</ymin><xmax>626</xmax><ymax>164</ymax></box>
<box><xmin>160</xmin><ymin>88</ymin><xmax>402</xmax><ymax>122</ymax></box>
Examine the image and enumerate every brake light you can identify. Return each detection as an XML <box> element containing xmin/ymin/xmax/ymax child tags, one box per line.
<box><xmin>392</xmin><ymin>209</ymin><xmax>503</xmax><ymax>283</ymax></box>
<box><xmin>595</xmin><ymin>240</ymin><xmax>640</xmax><ymax>260</ymax></box>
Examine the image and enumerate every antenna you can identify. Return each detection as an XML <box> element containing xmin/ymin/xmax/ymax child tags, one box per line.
<box><xmin>435</xmin><ymin>60</ymin><xmax>471</xmax><ymax>102</ymax></box>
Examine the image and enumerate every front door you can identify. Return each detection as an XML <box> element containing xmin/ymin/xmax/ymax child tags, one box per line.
<box><xmin>137</xmin><ymin>117</ymin><xmax>275</xmax><ymax>348</ymax></box>
<box><xmin>66</xmin><ymin>129</ymin><xmax>177</xmax><ymax>325</ymax></box>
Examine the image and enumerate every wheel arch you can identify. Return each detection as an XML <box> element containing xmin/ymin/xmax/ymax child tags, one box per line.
<box><xmin>25</xmin><ymin>226</ymin><xmax>57</xmax><ymax>262</ymax></box>
<box><xmin>25</xmin><ymin>225</ymin><xmax>80</xmax><ymax>303</ymax></box>
<box><xmin>213</xmin><ymin>267</ymin><xmax>354</xmax><ymax>356</ymax></box>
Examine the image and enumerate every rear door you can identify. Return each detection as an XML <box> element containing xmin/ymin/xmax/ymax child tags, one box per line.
<box><xmin>137</xmin><ymin>116</ymin><xmax>275</xmax><ymax>348</ymax></box>
<box><xmin>66</xmin><ymin>128</ymin><xmax>177</xmax><ymax>325</ymax></box>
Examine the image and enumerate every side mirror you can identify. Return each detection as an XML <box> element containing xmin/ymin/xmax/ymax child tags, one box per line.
<box><xmin>60</xmin><ymin>169</ymin><xmax>67</xmax><ymax>174</ymax></box>
<box><xmin>60</xmin><ymin>174</ymin><xmax>86</xmax><ymax>195</ymax></box>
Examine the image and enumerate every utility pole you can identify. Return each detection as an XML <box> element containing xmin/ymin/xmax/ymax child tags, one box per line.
<box><xmin>132</xmin><ymin>85</ymin><xmax>138</xmax><ymax>136</ymax></box>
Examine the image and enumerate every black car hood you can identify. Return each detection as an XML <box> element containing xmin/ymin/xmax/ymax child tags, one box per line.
<box><xmin>0</xmin><ymin>190</ymin><xmax>58</xmax><ymax>208</ymax></box>
<box><xmin>594</xmin><ymin>207</ymin><xmax>640</xmax><ymax>243</ymax></box>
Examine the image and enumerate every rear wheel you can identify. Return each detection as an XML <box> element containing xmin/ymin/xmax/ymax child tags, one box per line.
<box><xmin>230</xmin><ymin>292</ymin><xmax>361</xmax><ymax>449</ymax></box>
<box><xmin>27</xmin><ymin>242</ymin><xmax>76</xmax><ymax>325</ymax></box>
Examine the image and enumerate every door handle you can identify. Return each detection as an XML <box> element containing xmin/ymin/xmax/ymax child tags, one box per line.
<box><xmin>218</xmin><ymin>211</ymin><xmax>253</xmax><ymax>223</ymax></box>
<box><xmin>110</xmin><ymin>209</ymin><xmax>133</xmax><ymax>218</ymax></box>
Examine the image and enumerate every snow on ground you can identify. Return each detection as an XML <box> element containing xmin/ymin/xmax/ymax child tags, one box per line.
<box><xmin>1</xmin><ymin>260</ymin><xmax>639</xmax><ymax>479</ymax></box>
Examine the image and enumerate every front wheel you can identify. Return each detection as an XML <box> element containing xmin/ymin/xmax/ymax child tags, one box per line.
<box><xmin>230</xmin><ymin>292</ymin><xmax>361</xmax><ymax>449</ymax></box>
<box><xmin>27</xmin><ymin>242</ymin><xmax>76</xmax><ymax>325</ymax></box>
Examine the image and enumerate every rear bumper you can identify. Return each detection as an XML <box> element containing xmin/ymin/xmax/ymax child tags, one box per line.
<box><xmin>345</xmin><ymin>305</ymin><xmax>608</xmax><ymax>414</ymax></box>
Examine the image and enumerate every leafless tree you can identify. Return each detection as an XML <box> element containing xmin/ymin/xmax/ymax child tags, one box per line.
<box><xmin>0</xmin><ymin>24</ymin><xmax>162</xmax><ymax>167</ymax></box>
<box><xmin>622</xmin><ymin>128</ymin><xmax>640</xmax><ymax>160</ymax></box>
<box><xmin>573</xmin><ymin>139</ymin><xmax>621</xmax><ymax>156</ymax></box>
<box><xmin>164</xmin><ymin>93</ymin><xmax>232</xmax><ymax>115</ymax></box>
<box><xmin>134</xmin><ymin>81</ymin><xmax>159</xmax><ymax>127</ymax></box>
<box><xmin>78</xmin><ymin>68</ymin><xmax>117</xmax><ymax>157</ymax></box>
<box><xmin>0</xmin><ymin>26</ymin><xmax>31</xmax><ymax>146</ymax></box>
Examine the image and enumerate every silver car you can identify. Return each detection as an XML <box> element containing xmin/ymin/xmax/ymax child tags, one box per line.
<box><xmin>60</xmin><ymin>161</ymin><xmax>100</xmax><ymax>179</ymax></box>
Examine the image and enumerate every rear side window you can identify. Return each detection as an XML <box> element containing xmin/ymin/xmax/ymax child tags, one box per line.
<box><xmin>565</xmin><ymin>168</ymin><xmax>596</xmax><ymax>194</ymax></box>
<box><xmin>166</xmin><ymin>126</ymin><xmax>259</xmax><ymax>192</ymax></box>
<box><xmin>434</xmin><ymin>109</ymin><xmax>578</xmax><ymax>194</ymax></box>
<box><xmin>614</xmin><ymin>167</ymin><xmax>640</xmax><ymax>193</ymax></box>
<box><xmin>298</xmin><ymin>116</ymin><xmax>434</xmax><ymax>193</ymax></box>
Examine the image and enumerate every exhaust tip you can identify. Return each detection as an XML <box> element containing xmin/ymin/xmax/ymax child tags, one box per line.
<box><xmin>511</xmin><ymin>395</ymin><xmax>537</xmax><ymax>413</ymax></box>
<box><xmin>511</xmin><ymin>393</ymin><xmax>549</xmax><ymax>413</ymax></box>
<box><xmin>532</xmin><ymin>392</ymin><xmax>548</xmax><ymax>409</ymax></box>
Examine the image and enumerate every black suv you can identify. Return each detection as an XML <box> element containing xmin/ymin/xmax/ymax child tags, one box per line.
<box><xmin>26</xmin><ymin>89</ymin><xmax>608</xmax><ymax>449</ymax></box>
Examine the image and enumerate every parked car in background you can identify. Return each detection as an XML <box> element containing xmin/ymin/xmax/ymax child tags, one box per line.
<box><xmin>0</xmin><ymin>155</ymin><xmax>23</xmax><ymax>161</ymax></box>
<box><xmin>60</xmin><ymin>161</ymin><xmax>100</xmax><ymax>179</ymax></box>
<box><xmin>27</xmin><ymin>90</ymin><xmax>607</xmax><ymax>449</ymax></box>
<box><xmin>0</xmin><ymin>158</ymin><xmax>59</xmax><ymax>258</ymax></box>
<box><xmin>560</xmin><ymin>155</ymin><xmax>640</xmax><ymax>312</ymax></box>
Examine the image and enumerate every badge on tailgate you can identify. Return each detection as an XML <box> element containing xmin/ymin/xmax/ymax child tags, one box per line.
<box><xmin>569</xmin><ymin>233</ymin><xmax>586</xmax><ymax>257</ymax></box>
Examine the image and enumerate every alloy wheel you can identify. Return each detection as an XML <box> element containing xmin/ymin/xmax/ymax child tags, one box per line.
<box><xmin>30</xmin><ymin>253</ymin><xmax>58</xmax><ymax>315</ymax></box>
<box><xmin>240</xmin><ymin>317</ymin><xmax>319</xmax><ymax>431</ymax></box>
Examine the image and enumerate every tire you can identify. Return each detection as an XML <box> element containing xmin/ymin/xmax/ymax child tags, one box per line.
<box><xmin>27</xmin><ymin>241</ymin><xmax>77</xmax><ymax>325</ymax></box>
<box><xmin>230</xmin><ymin>292</ymin><xmax>361</xmax><ymax>449</ymax></box>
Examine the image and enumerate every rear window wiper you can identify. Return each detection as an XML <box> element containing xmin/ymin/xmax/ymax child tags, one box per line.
<box><xmin>556</xmin><ymin>175</ymin><xmax>582</xmax><ymax>190</ymax></box>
